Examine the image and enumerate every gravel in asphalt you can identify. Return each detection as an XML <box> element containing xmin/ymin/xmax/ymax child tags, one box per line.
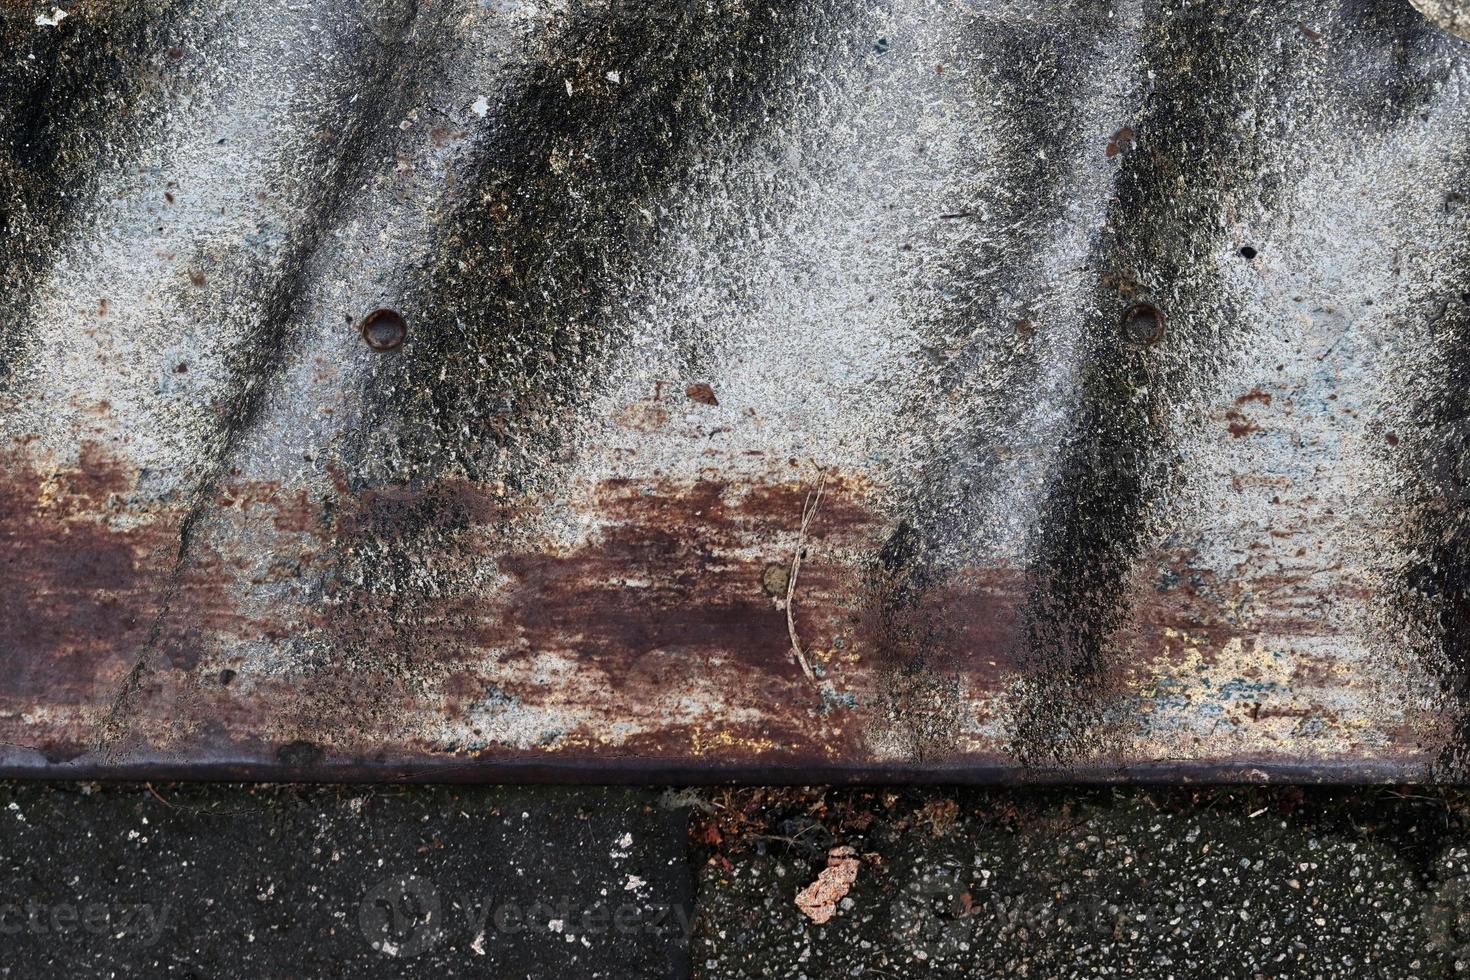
<box><xmin>4</xmin><ymin>784</ymin><xmax>1470</xmax><ymax>978</ymax></box>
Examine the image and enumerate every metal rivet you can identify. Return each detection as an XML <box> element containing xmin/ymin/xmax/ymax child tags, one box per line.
<box><xmin>1122</xmin><ymin>302</ymin><xmax>1165</xmax><ymax>345</ymax></box>
<box><xmin>360</xmin><ymin>308</ymin><xmax>407</xmax><ymax>352</ymax></box>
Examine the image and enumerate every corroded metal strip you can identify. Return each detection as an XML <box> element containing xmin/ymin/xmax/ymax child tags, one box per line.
<box><xmin>2</xmin><ymin>0</ymin><xmax>1469</xmax><ymax>781</ymax></box>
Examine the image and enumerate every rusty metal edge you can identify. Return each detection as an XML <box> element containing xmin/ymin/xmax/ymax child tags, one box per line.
<box><xmin>0</xmin><ymin>757</ymin><xmax>1431</xmax><ymax>786</ymax></box>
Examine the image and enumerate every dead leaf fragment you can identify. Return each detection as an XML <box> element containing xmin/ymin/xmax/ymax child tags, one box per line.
<box><xmin>795</xmin><ymin>845</ymin><xmax>859</xmax><ymax>924</ymax></box>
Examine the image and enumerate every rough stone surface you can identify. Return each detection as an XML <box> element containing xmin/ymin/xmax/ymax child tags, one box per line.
<box><xmin>8</xmin><ymin>0</ymin><xmax>1470</xmax><ymax>781</ymax></box>
<box><xmin>1414</xmin><ymin>0</ymin><xmax>1470</xmax><ymax>39</ymax></box>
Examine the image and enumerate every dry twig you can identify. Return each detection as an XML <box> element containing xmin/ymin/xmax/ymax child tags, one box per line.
<box><xmin>787</xmin><ymin>470</ymin><xmax>828</xmax><ymax>681</ymax></box>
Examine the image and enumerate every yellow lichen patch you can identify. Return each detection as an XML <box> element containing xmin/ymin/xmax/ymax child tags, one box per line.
<box><xmin>1123</xmin><ymin>632</ymin><xmax>1372</xmax><ymax>760</ymax></box>
<box><xmin>689</xmin><ymin>727</ymin><xmax>778</xmax><ymax>757</ymax></box>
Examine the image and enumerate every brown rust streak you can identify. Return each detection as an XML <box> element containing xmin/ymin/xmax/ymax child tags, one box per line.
<box><xmin>0</xmin><ymin>442</ymin><xmax>177</xmax><ymax>705</ymax></box>
<box><xmin>0</xmin><ymin>440</ymin><xmax>236</xmax><ymax>765</ymax></box>
<box><xmin>107</xmin><ymin>470</ymin><xmax>895</xmax><ymax>764</ymax></box>
<box><xmin>440</xmin><ymin>477</ymin><xmax>883</xmax><ymax>760</ymax></box>
<box><xmin>0</xmin><ymin>442</ymin><xmax>1402</xmax><ymax>772</ymax></box>
<box><xmin>1120</xmin><ymin>543</ymin><xmax>1368</xmax><ymax>665</ymax></box>
<box><xmin>493</xmin><ymin>478</ymin><xmax>872</xmax><ymax>677</ymax></box>
<box><xmin>1110</xmin><ymin>538</ymin><xmax>1382</xmax><ymax>758</ymax></box>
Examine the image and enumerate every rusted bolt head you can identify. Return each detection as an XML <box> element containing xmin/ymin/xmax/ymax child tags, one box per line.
<box><xmin>1122</xmin><ymin>302</ymin><xmax>1165</xmax><ymax>345</ymax></box>
<box><xmin>360</xmin><ymin>308</ymin><xmax>407</xmax><ymax>352</ymax></box>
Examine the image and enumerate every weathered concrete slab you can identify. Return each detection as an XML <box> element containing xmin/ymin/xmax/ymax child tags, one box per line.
<box><xmin>4</xmin><ymin>0</ymin><xmax>1470</xmax><ymax>780</ymax></box>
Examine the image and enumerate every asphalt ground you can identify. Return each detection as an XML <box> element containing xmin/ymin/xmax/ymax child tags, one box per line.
<box><xmin>2</xmin><ymin>783</ymin><xmax>1470</xmax><ymax>978</ymax></box>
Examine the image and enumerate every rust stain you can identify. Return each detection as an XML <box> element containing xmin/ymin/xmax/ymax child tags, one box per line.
<box><xmin>1224</xmin><ymin>409</ymin><xmax>1262</xmax><ymax>438</ymax></box>
<box><xmin>685</xmin><ymin>382</ymin><xmax>719</xmax><ymax>406</ymax></box>
<box><xmin>611</xmin><ymin>402</ymin><xmax>670</xmax><ymax>430</ymax></box>
<box><xmin>0</xmin><ymin>442</ymin><xmax>174</xmax><ymax>704</ymax></box>
<box><xmin>0</xmin><ymin>438</ymin><xmax>1431</xmax><ymax>777</ymax></box>
<box><xmin>1105</xmin><ymin>125</ymin><xmax>1136</xmax><ymax>158</ymax></box>
<box><xmin>471</xmin><ymin>476</ymin><xmax>881</xmax><ymax>699</ymax></box>
<box><xmin>1119</xmin><ymin>540</ymin><xmax>1369</xmax><ymax>673</ymax></box>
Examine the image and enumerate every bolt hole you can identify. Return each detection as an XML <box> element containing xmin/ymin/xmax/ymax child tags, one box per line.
<box><xmin>360</xmin><ymin>308</ymin><xmax>407</xmax><ymax>352</ymax></box>
<box><xmin>1239</xmin><ymin>245</ymin><xmax>1257</xmax><ymax>260</ymax></box>
<box><xmin>1122</xmin><ymin>302</ymin><xmax>1165</xmax><ymax>345</ymax></box>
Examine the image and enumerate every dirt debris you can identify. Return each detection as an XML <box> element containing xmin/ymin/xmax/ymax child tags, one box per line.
<box><xmin>794</xmin><ymin>845</ymin><xmax>860</xmax><ymax>925</ymax></box>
